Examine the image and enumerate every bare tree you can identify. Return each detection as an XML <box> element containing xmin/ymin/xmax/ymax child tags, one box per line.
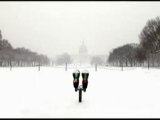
<box><xmin>55</xmin><ymin>53</ymin><xmax>72</xmax><ymax>65</ymax></box>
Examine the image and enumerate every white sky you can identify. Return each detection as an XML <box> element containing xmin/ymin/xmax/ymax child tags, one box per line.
<box><xmin>0</xmin><ymin>2</ymin><xmax>160</xmax><ymax>58</ymax></box>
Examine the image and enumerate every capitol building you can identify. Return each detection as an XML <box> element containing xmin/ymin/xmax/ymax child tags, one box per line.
<box><xmin>71</xmin><ymin>41</ymin><xmax>91</xmax><ymax>65</ymax></box>
<box><xmin>69</xmin><ymin>41</ymin><xmax>107</xmax><ymax>66</ymax></box>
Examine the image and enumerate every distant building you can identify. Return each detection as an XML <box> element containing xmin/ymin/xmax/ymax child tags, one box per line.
<box><xmin>71</xmin><ymin>41</ymin><xmax>107</xmax><ymax>65</ymax></box>
<box><xmin>79</xmin><ymin>41</ymin><xmax>88</xmax><ymax>55</ymax></box>
<box><xmin>72</xmin><ymin>41</ymin><xmax>91</xmax><ymax>65</ymax></box>
<box><xmin>78</xmin><ymin>41</ymin><xmax>90</xmax><ymax>64</ymax></box>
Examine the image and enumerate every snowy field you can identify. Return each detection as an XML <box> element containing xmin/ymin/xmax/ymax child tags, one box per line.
<box><xmin>0</xmin><ymin>65</ymin><xmax>160</xmax><ymax>118</ymax></box>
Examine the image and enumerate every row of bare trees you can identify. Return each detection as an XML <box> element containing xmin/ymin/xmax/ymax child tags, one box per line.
<box><xmin>108</xmin><ymin>16</ymin><xmax>160</xmax><ymax>68</ymax></box>
<box><xmin>0</xmin><ymin>30</ymin><xmax>50</xmax><ymax>67</ymax></box>
<box><xmin>107</xmin><ymin>43</ymin><xmax>151</xmax><ymax>67</ymax></box>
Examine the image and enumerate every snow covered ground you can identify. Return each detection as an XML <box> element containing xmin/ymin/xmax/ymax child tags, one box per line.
<box><xmin>0</xmin><ymin>65</ymin><xmax>160</xmax><ymax>118</ymax></box>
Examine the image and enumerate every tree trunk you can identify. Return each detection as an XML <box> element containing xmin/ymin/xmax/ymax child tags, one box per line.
<box><xmin>148</xmin><ymin>54</ymin><xmax>150</xmax><ymax>70</ymax></box>
<box><xmin>65</xmin><ymin>62</ymin><xmax>67</xmax><ymax>71</ymax></box>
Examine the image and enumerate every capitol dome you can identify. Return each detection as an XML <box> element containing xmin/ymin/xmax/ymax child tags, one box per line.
<box><xmin>79</xmin><ymin>41</ymin><xmax>88</xmax><ymax>54</ymax></box>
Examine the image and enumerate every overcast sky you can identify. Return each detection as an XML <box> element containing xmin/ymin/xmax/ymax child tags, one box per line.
<box><xmin>0</xmin><ymin>2</ymin><xmax>160</xmax><ymax>58</ymax></box>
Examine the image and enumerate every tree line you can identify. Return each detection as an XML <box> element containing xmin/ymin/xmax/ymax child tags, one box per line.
<box><xmin>108</xmin><ymin>16</ymin><xmax>160</xmax><ymax>68</ymax></box>
<box><xmin>53</xmin><ymin>52</ymin><xmax>106</xmax><ymax>66</ymax></box>
<box><xmin>0</xmin><ymin>30</ymin><xmax>50</xmax><ymax>67</ymax></box>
